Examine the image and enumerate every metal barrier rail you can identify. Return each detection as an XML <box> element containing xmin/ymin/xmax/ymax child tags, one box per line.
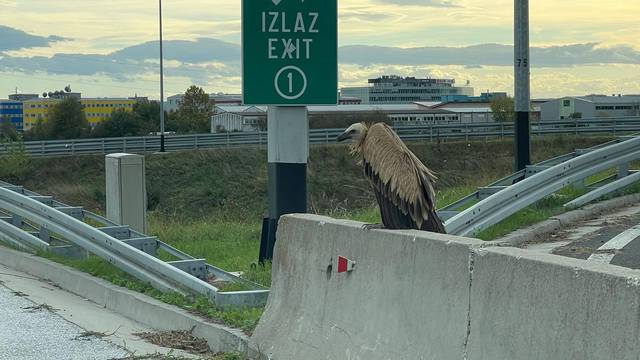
<box><xmin>0</xmin><ymin>181</ymin><xmax>269</xmax><ymax>308</ymax></box>
<box><xmin>436</xmin><ymin>136</ymin><xmax>627</xmax><ymax>221</ymax></box>
<box><xmin>3</xmin><ymin>116</ymin><xmax>640</xmax><ymax>157</ymax></box>
<box><xmin>443</xmin><ymin>135</ymin><xmax>640</xmax><ymax>236</ymax></box>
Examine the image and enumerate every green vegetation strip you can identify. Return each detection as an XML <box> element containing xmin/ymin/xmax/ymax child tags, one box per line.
<box><xmin>38</xmin><ymin>253</ymin><xmax>264</xmax><ymax>334</ymax></box>
<box><xmin>476</xmin><ymin>179</ymin><xmax>640</xmax><ymax>241</ymax></box>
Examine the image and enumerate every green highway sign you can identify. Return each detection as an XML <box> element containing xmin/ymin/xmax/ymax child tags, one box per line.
<box><xmin>242</xmin><ymin>0</ymin><xmax>338</xmax><ymax>105</ymax></box>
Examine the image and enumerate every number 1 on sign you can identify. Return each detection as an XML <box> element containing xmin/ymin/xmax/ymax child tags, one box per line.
<box><xmin>287</xmin><ymin>72</ymin><xmax>293</xmax><ymax>93</ymax></box>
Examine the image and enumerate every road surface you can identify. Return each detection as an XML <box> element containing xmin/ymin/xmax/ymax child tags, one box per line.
<box><xmin>0</xmin><ymin>283</ymin><xmax>128</xmax><ymax>360</ymax></box>
<box><xmin>522</xmin><ymin>203</ymin><xmax>640</xmax><ymax>269</ymax></box>
<box><xmin>0</xmin><ymin>264</ymin><xmax>203</xmax><ymax>360</ymax></box>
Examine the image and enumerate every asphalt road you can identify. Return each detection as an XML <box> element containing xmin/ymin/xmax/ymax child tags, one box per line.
<box><xmin>0</xmin><ymin>284</ymin><xmax>128</xmax><ymax>360</ymax></box>
<box><xmin>523</xmin><ymin>203</ymin><xmax>640</xmax><ymax>269</ymax></box>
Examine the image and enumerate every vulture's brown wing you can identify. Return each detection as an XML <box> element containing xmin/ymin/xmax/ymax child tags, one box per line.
<box><xmin>362</xmin><ymin>123</ymin><xmax>444</xmax><ymax>232</ymax></box>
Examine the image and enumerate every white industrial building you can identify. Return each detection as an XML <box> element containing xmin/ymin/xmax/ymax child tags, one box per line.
<box><xmin>211</xmin><ymin>105</ymin><xmax>265</xmax><ymax>132</ymax></box>
<box><xmin>541</xmin><ymin>95</ymin><xmax>640</xmax><ymax>121</ymax></box>
<box><xmin>211</xmin><ymin>104</ymin><xmax>482</xmax><ymax>133</ymax></box>
<box><xmin>340</xmin><ymin>76</ymin><xmax>474</xmax><ymax>105</ymax></box>
<box><xmin>164</xmin><ymin>93</ymin><xmax>242</xmax><ymax>112</ymax></box>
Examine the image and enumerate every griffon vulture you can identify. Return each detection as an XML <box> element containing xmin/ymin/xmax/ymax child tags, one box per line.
<box><xmin>337</xmin><ymin>122</ymin><xmax>446</xmax><ymax>233</ymax></box>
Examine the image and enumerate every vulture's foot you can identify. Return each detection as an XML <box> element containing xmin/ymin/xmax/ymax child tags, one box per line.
<box><xmin>361</xmin><ymin>223</ymin><xmax>385</xmax><ymax>231</ymax></box>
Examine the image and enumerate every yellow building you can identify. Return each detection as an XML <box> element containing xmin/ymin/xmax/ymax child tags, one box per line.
<box><xmin>23</xmin><ymin>97</ymin><xmax>137</xmax><ymax>131</ymax></box>
<box><xmin>81</xmin><ymin>98</ymin><xmax>136</xmax><ymax>127</ymax></box>
<box><xmin>23</xmin><ymin>98</ymin><xmax>61</xmax><ymax>131</ymax></box>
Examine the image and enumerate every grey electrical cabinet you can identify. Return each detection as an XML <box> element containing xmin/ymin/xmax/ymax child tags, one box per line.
<box><xmin>106</xmin><ymin>153</ymin><xmax>147</xmax><ymax>233</ymax></box>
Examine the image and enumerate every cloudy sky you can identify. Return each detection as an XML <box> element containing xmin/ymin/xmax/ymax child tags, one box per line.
<box><xmin>0</xmin><ymin>0</ymin><xmax>638</xmax><ymax>99</ymax></box>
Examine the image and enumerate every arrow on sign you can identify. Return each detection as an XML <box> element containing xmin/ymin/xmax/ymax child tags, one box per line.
<box><xmin>272</xmin><ymin>0</ymin><xmax>304</xmax><ymax>4</ymax></box>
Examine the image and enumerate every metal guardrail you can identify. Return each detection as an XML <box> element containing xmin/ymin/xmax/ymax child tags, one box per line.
<box><xmin>442</xmin><ymin>134</ymin><xmax>640</xmax><ymax>236</ymax></box>
<box><xmin>3</xmin><ymin>116</ymin><xmax>640</xmax><ymax>157</ymax></box>
<box><xmin>0</xmin><ymin>181</ymin><xmax>269</xmax><ymax>308</ymax></box>
<box><xmin>564</xmin><ymin>170</ymin><xmax>640</xmax><ymax>209</ymax></box>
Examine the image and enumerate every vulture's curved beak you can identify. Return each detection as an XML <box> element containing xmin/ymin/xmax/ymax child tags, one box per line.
<box><xmin>336</xmin><ymin>131</ymin><xmax>350</xmax><ymax>142</ymax></box>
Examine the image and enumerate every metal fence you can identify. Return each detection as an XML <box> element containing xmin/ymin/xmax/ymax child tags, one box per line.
<box><xmin>3</xmin><ymin>116</ymin><xmax>640</xmax><ymax>157</ymax></box>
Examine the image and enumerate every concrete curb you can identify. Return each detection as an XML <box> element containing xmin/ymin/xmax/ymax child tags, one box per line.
<box><xmin>0</xmin><ymin>246</ymin><xmax>249</xmax><ymax>354</ymax></box>
<box><xmin>495</xmin><ymin>193</ymin><xmax>640</xmax><ymax>246</ymax></box>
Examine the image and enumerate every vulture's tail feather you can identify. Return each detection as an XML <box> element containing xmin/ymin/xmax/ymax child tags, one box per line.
<box><xmin>421</xmin><ymin>210</ymin><xmax>446</xmax><ymax>234</ymax></box>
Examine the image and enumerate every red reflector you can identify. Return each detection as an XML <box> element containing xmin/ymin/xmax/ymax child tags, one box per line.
<box><xmin>337</xmin><ymin>256</ymin><xmax>355</xmax><ymax>273</ymax></box>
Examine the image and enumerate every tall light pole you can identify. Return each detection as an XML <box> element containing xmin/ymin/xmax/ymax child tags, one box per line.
<box><xmin>158</xmin><ymin>0</ymin><xmax>166</xmax><ymax>152</ymax></box>
<box><xmin>514</xmin><ymin>0</ymin><xmax>531</xmax><ymax>170</ymax></box>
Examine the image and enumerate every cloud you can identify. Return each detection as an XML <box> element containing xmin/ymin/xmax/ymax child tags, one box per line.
<box><xmin>1</xmin><ymin>37</ymin><xmax>638</xmax><ymax>88</ymax></box>
<box><xmin>0</xmin><ymin>37</ymin><xmax>241</xmax><ymax>83</ymax></box>
<box><xmin>0</xmin><ymin>25</ymin><xmax>67</xmax><ymax>52</ymax></box>
<box><xmin>111</xmin><ymin>38</ymin><xmax>240</xmax><ymax>63</ymax></box>
<box><xmin>339</xmin><ymin>43</ymin><xmax>640</xmax><ymax>67</ymax></box>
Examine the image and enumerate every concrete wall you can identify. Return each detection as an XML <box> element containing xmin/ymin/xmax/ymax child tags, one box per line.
<box><xmin>250</xmin><ymin>214</ymin><xmax>640</xmax><ymax>360</ymax></box>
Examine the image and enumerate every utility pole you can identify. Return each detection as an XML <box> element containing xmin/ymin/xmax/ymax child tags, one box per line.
<box><xmin>158</xmin><ymin>0</ymin><xmax>166</xmax><ymax>152</ymax></box>
<box><xmin>514</xmin><ymin>0</ymin><xmax>531</xmax><ymax>170</ymax></box>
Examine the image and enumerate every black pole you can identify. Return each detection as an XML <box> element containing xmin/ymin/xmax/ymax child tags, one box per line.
<box><xmin>514</xmin><ymin>0</ymin><xmax>531</xmax><ymax>171</ymax></box>
<box><xmin>515</xmin><ymin>111</ymin><xmax>530</xmax><ymax>170</ymax></box>
<box><xmin>259</xmin><ymin>106</ymin><xmax>308</xmax><ymax>262</ymax></box>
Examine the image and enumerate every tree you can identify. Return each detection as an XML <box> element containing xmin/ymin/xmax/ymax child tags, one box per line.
<box><xmin>133</xmin><ymin>100</ymin><xmax>161</xmax><ymax>134</ymax></box>
<box><xmin>32</xmin><ymin>98</ymin><xmax>90</xmax><ymax>139</ymax></box>
<box><xmin>490</xmin><ymin>96</ymin><xmax>515</xmax><ymax>123</ymax></box>
<box><xmin>92</xmin><ymin>109</ymin><xmax>143</xmax><ymax>138</ymax></box>
<box><xmin>168</xmin><ymin>86</ymin><xmax>213</xmax><ymax>133</ymax></box>
<box><xmin>0</xmin><ymin>116</ymin><xmax>18</xmax><ymax>140</ymax></box>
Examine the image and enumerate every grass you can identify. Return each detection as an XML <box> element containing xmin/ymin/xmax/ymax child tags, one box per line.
<box><xmin>475</xmin><ymin>186</ymin><xmax>588</xmax><ymax>240</ymax></box>
<box><xmin>474</xmin><ymin>173</ymin><xmax>640</xmax><ymax>241</ymax></box>
<box><xmin>38</xmin><ymin>253</ymin><xmax>264</xmax><ymax>333</ymax></box>
<box><xmin>148</xmin><ymin>215</ymin><xmax>266</xmax><ymax>280</ymax></box>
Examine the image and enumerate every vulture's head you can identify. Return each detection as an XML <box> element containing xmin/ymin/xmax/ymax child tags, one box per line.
<box><xmin>337</xmin><ymin>122</ymin><xmax>368</xmax><ymax>143</ymax></box>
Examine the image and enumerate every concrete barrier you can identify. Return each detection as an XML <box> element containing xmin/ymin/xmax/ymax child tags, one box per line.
<box><xmin>468</xmin><ymin>247</ymin><xmax>640</xmax><ymax>360</ymax></box>
<box><xmin>250</xmin><ymin>214</ymin><xmax>640</xmax><ymax>359</ymax></box>
<box><xmin>250</xmin><ymin>214</ymin><xmax>486</xmax><ymax>359</ymax></box>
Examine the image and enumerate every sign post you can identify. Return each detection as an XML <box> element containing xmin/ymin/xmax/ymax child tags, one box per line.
<box><xmin>514</xmin><ymin>0</ymin><xmax>531</xmax><ymax>171</ymax></box>
<box><xmin>242</xmin><ymin>0</ymin><xmax>338</xmax><ymax>261</ymax></box>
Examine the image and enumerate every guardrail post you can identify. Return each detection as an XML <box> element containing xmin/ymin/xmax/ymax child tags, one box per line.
<box><xmin>618</xmin><ymin>162</ymin><xmax>630</xmax><ymax>179</ymax></box>
<box><xmin>106</xmin><ymin>153</ymin><xmax>147</xmax><ymax>233</ymax></box>
<box><xmin>195</xmin><ymin>134</ymin><xmax>199</xmax><ymax>150</ymax></box>
<box><xmin>41</xmin><ymin>141</ymin><xmax>45</xmax><ymax>156</ymax></box>
<box><xmin>613</xmin><ymin>119</ymin><xmax>617</xmax><ymax>136</ymax></box>
<box><xmin>142</xmin><ymin>137</ymin><xmax>146</xmax><ymax>153</ymax></box>
<box><xmin>226</xmin><ymin>133</ymin><xmax>230</xmax><ymax>148</ymax></box>
<box><xmin>123</xmin><ymin>138</ymin><xmax>127</xmax><ymax>152</ymax></box>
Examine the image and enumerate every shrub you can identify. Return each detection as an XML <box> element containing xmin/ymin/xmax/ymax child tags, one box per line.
<box><xmin>0</xmin><ymin>136</ymin><xmax>31</xmax><ymax>182</ymax></box>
